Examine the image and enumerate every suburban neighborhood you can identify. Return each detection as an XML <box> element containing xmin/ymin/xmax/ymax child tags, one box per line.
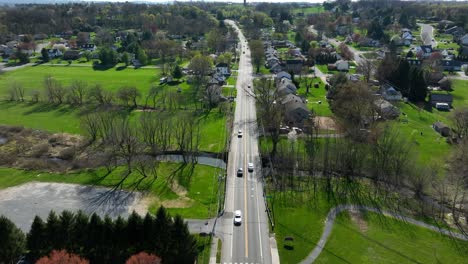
<box><xmin>0</xmin><ymin>0</ymin><xmax>468</xmax><ymax>264</ymax></box>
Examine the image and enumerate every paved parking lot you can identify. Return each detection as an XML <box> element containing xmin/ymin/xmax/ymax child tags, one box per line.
<box><xmin>0</xmin><ymin>182</ymin><xmax>143</xmax><ymax>232</ymax></box>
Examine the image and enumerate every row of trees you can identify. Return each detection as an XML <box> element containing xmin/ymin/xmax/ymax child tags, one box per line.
<box><xmin>1</xmin><ymin>207</ymin><xmax>197</xmax><ymax>264</ymax></box>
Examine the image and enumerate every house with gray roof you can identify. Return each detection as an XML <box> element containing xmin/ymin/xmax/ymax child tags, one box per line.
<box><xmin>277</xmin><ymin>78</ymin><xmax>297</xmax><ymax>96</ymax></box>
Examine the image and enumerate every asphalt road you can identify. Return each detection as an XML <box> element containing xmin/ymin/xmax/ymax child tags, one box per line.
<box><xmin>218</xmin><ymin>20</ymin><xmax>273</xmax><ymax>264</ymax></box>
<box><xmin>419</xmin><ymin>23</ymin><xmax>437</xmax><ymax>48</ymax></box>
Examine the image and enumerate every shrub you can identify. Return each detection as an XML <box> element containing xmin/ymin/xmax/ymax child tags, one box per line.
<box><xmin>30</xmin><ymin>143</ymin><xmax>49</xmax><ymax>158</ymax></box>
<box><xmin>36</xmin><ymin>250</ymin><xmax>89</xmax><ymax>264</ymax></box>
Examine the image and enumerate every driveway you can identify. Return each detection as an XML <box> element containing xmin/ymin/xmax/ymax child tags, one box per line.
<box><xmin>418</xmin><ymin>23</ymin><xmax>437</xmax><ymax>48</ymax></box>
<box><xmin>0</xmin><ymin>182</ymin><xmax>143</xmax><ymax>232</ymax></box>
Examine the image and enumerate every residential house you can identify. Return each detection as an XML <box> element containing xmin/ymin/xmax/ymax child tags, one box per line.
<box><xmin>438</xmin><ymin>77</ymin><xmax>452</xmax><ymax>90</ymax></box>
<box><xmin>48</xmin><ymin>48</ymin><xmax>63</xmax><ymax>58</ymax></box>
<box><xmin>284</xmin><ymin>59</ymin><xmax>303</xmax><ymax>74</ymax></box>
<box><xmin>81</xmin><ymin>44</ymin><xmax>96</xmax><ymax>52</ymax></box>
<box><xmin>460</xmin><ymin>34</ymin><xmax>468</xmax><ymax>46</ymax></box>
<box><xmin>266</xmin><ymin>57</ymin><xmax>280</xmax><ymax>68</ymax></box>
<box><xmin>441</xmin><ymin>60</ymin><xmax>463</xmax><ymax>72</ymax></box>
<box><xmin>445</xmin><ymin>26</ymin><xmax>465</xmax><ymax>39</ymax></box>
<box><xmin>277</xmin><ymin>78</ymin><xmax>297</xmax><ymax>96</ymax></box>
<box><xmin>432</xmin><ymin>122</ymin><xmax>451</xmax><ymax>137</ymax></box>
<box><xmin>215</xmin><ymin>62</ymin><xmax>231</xmax><ymax>76</ymax></box>
<box><xmin>335</xmin><ymin>60</ymin><xmax>349</xmax><ymax>71</ymax></box>
<box><xmin>281</xmin><ymin>94</ymin><xmax>311</xmax><ymax>127</ymax></box>
<box><xmin>208</xmin><ymin>72</ymin><xmax>226</xmax><ymax>85</ymax></box>
<box><xmin>406</xmin><ymin>58</ymin><xmax>422</xmax><ymax>66</ymax></box>
<box><xmin>402</xmin><ymin>31</ymin><xmax>413</xmax><ymax>46</ymax></box>
<box><xmin>33</xmin><ymin>33</ymin><xmax>47</xmax><ymax>41</ymax></box>
<box><xmin>430</xmin><ymin>93</ymin><xmax>453</xmax><ymax>108</ymax></box>
<box><xmin>275</xmin><ymin>71</ymin><xmax>292</xmax><ymax>82</ymax></box>
<box><xmin>374</xmin><ymin>99</ymin><xmax>400</xmax><ymax>119</ymax></box>
<box><xmin>270</xmin><ymin>62</ymin><xmax>283</xmax><ymax>73</ymax></box>
<box><xmin>381</xmin><ymin>84</ymin><xmax>402</xmax><ymax>101</ymax></box>
<box><xmin>0</xmin><ymin>44</ymin><xmax>13</xmax><ymax>57</ymax></box>
<box><xmin>63</xmin><ymin>50</ymin><xmax>81</xmax><ymax>60</ymax></box>
<box><xmin>415</xmin><ymin>45</ymin><xmax>433</xmax><ymax>58</ymax></box>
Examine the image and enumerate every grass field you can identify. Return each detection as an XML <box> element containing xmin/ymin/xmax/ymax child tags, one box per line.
<box><xmin>291</xmin><ymin>5</ymin><xmax>324</xmax><ymax>15</ymax></box>
<box><xmin>315</xmin><ymin>211</ymin><xmax>468</xmax><ymax>263</ymax></box>
<box><xmin>297</xmin><ymin>78</ymin><xmax>333</xmax><ymax>117</ymax></box>
<box><xmin>0</xmin><ymin>65</ymin><xmax>161</xmax><ymax>101</ymax></box>
<box><xmin>0</xmin><ymin>163</ymin><xmax>220</xmax><ymax>219</ymax></box>
<box><xmin>271</xmin><ymin>182</ymin><xmax>468</xmax><ymax>264</ymax></box>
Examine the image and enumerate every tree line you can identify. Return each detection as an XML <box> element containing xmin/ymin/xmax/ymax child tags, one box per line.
<box><xmin>0</xmin><ymin>207</ymin><xmax>198</xmax><ymax>264</ymax></box>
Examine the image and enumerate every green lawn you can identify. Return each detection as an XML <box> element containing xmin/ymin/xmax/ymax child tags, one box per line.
<box><xmin>315</xmin><ymin>211</ymin><xmax>468</xmax><ymax>264</ymax></box>
<box><xmin>0</xmin><ymin>64</ymin><xmax>161</xmax><ymax>101</ymax></box>
<box><xmin>0</xmin><ymin>163</ymin><xmax>220</xmax><ymax>219</ymax></box>
<box><xmin>292</xmin><ymin>6</ymin><xmax>324</xmax><ymax>15</ymax></box>
<box><xmin>297</xmin><ymin>78</ymin><xmax>333</xmax><ymax>117</ymax></box>
<box><xmin>271</xmin><ymin>180</ymin><xmax>468</xmax><ymax>264</ymax></box>
<box><xmin>316</xmin><ymin>64</ymin><xmax>356</xmax><ymax>75</ymax></box>
<box><xmin>391</xmin><ymin>102</ymin><xmax>451</xmax><ymax>164</ymax></box>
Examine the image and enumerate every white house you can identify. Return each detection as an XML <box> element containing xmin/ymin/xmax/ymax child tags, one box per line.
<box><xmin>415</xmin><ymin>45</ymin><xmax>433</xmax><ymax>58</ymax></box>
<box><xmin>48</xmin><ymin>48</ymin><xmax>63</xmax><ymax>58</ymax></box>
<box><xmin>215</xmin><ymin>62</ymin><xmax>230</xmax><ymax>76</ymax></box>
<box><xmin>402</xmin><ymin>31</ymin><xmax>413</xmax><ymax>46</ymax></box>
<box><xmin>336</xmin><ymin>60</ymin><xmax>349</xmax><ymax>71</ymax></box>
<box><xmin>81</xmin><ymin>44</ymin><xmax>96</xmax><ymax>52</ymax></box>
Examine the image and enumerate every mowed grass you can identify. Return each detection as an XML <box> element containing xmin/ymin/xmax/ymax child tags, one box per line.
<box><xmin>297</xmin><ymin>78</ymin><xmax>333</xmax><ymax>117</ymax></box>
<box><xmin>315</xmin><ymin>211</ymin><xmax>468</xmax><ymax>264</ymax></box>
<box><xmin>0</xmin><ymin>64</ymin><xmax>161</xmax><ymax>100</ymax></box>
<box><xmin>0</xmin><ymin>162</ymin><xmax>220</xmax><ymax>219</ymax></box>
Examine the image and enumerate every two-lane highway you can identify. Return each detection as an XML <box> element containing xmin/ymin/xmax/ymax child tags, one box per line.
<box><xmin>219</xmin><ymin>20</ymin><xmax>273</xmax><ymax>264</ymax></box>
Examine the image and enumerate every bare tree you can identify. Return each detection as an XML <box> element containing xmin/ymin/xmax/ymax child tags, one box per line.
<box><xmin>88</xmin><ymin>84</ymin><xmax>114</xmax><ymax>106</ymax></box>
<box><xmin>8</xmin><ymin>81</ymin><xmax>25</xmax><ymax>101</ymax></box>
<box><xmin>117</xmin><ymin>86</ymin><xmax>140</xmax><ymax>108</ymax></box>
<box><xmin>204</xmin><ymin>84</ymin><xmax>221</xmax><ymax>109</ymax></box>
<box><xmin>452</xmin><ymin>108</ymin><xmax>468</xmax><ymax>140</ymax></box>
<box><xmin>357</xmin><ymin>58</ymin><xmax>375</xmax><ymax>83</ymax></box>
<box><xmin>67</xmin><ymin>80</ymin><xmax>88</xmax><ymax>105</ymax></box>
<box><xmin>173</xmin><ymin>112</ymin><xmax>199</xmax><ymax>162</ymax></box>
<box><xmin>44</xmin><ymin>75</ymin><xmax>66</xmax><ymax>104</ymax></box>
<box><xmin>80</xmin><ymin>112</ymin><xmax>101</xmax><ymax>143</ymax></box>
<box><xmin>254</xmin><ymin>78</ymin><xmax>284</xmax><ymax>156</ymax></box>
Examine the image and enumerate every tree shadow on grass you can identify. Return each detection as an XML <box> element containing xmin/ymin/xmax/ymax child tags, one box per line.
<box><xmin>92</xmin><ymin>63</ymin><xmax>115</xmax><ymax>71</ymax></box>
<box><xmin>22</xmin><ymin>102</ymin><xmax>75</xmax><ymax>115</ymax></box>
<box><xmin>116</xmin><ymin>65</ymin><xmax>127</xmax><ymax>71</ymax></box>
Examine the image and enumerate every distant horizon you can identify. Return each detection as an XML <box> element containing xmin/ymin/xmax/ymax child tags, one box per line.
<box><xmin>0</xmin><ymin>0</ymin><xmax>327</xmax><ymax>3</ymax></box>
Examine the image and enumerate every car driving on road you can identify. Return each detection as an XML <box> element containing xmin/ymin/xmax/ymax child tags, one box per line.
<box><xmin>237</xmin><ymin>129</ymin><xmax>243</xmax><ymax>138</ymax></box>
<box><xmin>234</xmin><ymin>210</ymin><xmax>242</xmax><ymax>225</ymax></box>
<box><xmin>248</xmin><ymin>162</ymin><xmax>254</xmax><ymax>172</ymax></box>
<box><xmin>237</xmin><ymin>168</ymin><xmax>243</xmax><ymax>177</ymax></box>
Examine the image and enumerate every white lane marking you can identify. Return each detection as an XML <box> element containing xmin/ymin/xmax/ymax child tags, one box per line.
<box><xmin>254</xmin><ymin>173</ymin><xmax>264</xmax><ymax>259</ymax></box>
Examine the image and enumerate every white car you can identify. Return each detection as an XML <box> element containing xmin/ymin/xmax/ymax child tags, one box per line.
<box><xmin>238</xmin><ymin>129</ymin><xmax>243</xmax><ymax>138</ymax></box>
<box><xmin>234</xmin><ymin>210</ymin><xmax>242</xmax><ymax>225</ymax></box>
<box><xmin>248</xmin><ymin>162</ymin><xmax>254</xmax><ymax>172</ymax></box>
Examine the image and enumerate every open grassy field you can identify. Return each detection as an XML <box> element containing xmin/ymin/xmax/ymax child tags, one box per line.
<box><xmin>291</xmin><ymin>5</ymin><xmax>324</xmax><ymax>15</ymax></box>
<box><xmin>0</xmin><ymin>65</ymin><xmax>161</xmax><ymax>101</ymax></box>
<box><xmin>271</xmin><ymin>182</ymin><xmax>468</xmax><ymax>264</ymax></box>
<box><xmin>315</xmin><ymin>211</ymin><xmax>468</xmax><ymax>263</ymax></box>
<box><xmin>0</xmin><ymin>162</ymin><xmax>220</xmax><ymax>219</ymax></box>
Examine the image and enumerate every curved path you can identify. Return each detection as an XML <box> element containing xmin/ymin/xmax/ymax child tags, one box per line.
<box><xmin>299</xmin><ymin>204</ymin><xmax>468</xmax><ymax>264</ymax></box>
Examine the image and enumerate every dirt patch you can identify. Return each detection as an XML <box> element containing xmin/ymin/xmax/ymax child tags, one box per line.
<box><xmin>349</xmin><ymin>209</ymin><xmax>369</xmax><ymax>233</ymax></box>
<box><xmin>314</xmin><ymin>116</ymin><xmax>338</xmax><ymax>131</ymax></box>
<box><xmin>169</xmin><ymin>181</ymin><xmax>188</xmax><ymax>196</ymax></box>
<box><xmin>133</xmin><ymin>195</ymin><xmax>154</xmax><ymax>216</ymax></box>
<box><xmin>162</xmin><ymin>196</ymin><xmax>194</xmax><ymax>208</ymax></box>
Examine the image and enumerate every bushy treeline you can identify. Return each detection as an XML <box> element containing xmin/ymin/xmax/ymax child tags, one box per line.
<box><xmin>1</xmin><ymin>207</ymin><xmax>198</xmax><ymax>264</ymax></box>
<box><xmin>0</xmin><ymin>3</ymin><xmax>217</xmax><ymax>41</ymax></box>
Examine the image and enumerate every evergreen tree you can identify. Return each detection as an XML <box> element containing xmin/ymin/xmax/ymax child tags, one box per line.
<box><xmin>0</xmin><ymin>215</ymin><xmax>25</xmax><ymax>263</ymax></box>
<box><xmin>71</xmin><ymin>210</ymin><xmax>89</xmax><ymax>256</ymax></box>
<box><xmin>27</xmin><ymin>216</ymin><xmax>47</xmax><ymax>261</ymax></box>
<box><xmin>113</xmin><ymin>216</ymin><xmax>128</xmax><ymax>263</ymax></box>
<box><xmin>172</xmin><ymin>65</ymin><xmax>183</xmax><ymax>79</ymax></box>
<box><xmin>86</xmin><ymin>213</ymin><xmax>103</xmax><ymax>262</ymax></box>
<box><xmin>154</xmin><ymin>207</ymin><xmax>172</xmax><ymax>259</ymax></box>
<box><xmin>101</xmin><ymin>216</ymin><xmax>115</xmax><ymax>263</ymax></box>
<box><xmin>408</xmin><ymin>67</ymin><xmax>427</xmax><ymax>102</ymax></box>
<box><xmin>126</xmin><ymin>211</ymin><xmax>143</xmax><ymax>255</ymax></box>
<box><xmin>41</xmin><ymin>48</ymin><xmax>49</xmax><ymax>62</ymax></box>
<box><xmin>142</xmin><ymin>213</ymin><xmax>155</xmax><ymax>251</ymax></box>
<box><xmin>46</xmin><ymin>211</ymin><xmax>61</xmax><ymax>252</ymax></box>
<box><xmin>167</xmin><ymin>215</ymin><xmax>197</xmax><ymax>264</ymax></box>
<box><xmin>58</xmin><ymin>211</ymin><xmax>75</xmax><ymax>251</ymax></box>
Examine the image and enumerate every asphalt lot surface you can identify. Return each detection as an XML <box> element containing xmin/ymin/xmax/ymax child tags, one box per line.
<box><xmin>0</xmin><ymin>182</ymin><xmax>142</xmax><ymax>232</ymax></box>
